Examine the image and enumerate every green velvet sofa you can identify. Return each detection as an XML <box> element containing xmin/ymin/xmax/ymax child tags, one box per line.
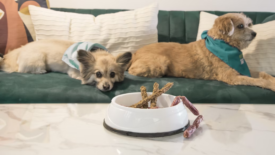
<box><xmin>1</xmin><ymin>9</ymin><xmax>275</xmax><ymax>103</ymax></box>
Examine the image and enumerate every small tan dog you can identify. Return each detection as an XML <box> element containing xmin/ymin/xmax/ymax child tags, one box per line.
<box><xmin>0</xmin><ymin>40</ymin><xmax>132</xmax><ymax>91</ymax></box>
<box><xmin>129</xmin><ymin>13</ymin><xmax>275</xmax><ymax>92</ymax></box>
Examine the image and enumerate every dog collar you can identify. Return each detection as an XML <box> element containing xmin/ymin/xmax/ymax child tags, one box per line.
<box><xmin>62</xmin><ymin>42</ymin><xmax>108</xmax><ymax>70</ymax></box>
<box><xmin>201</xmin><ymin>30</ymin><xmax>251</xmax><ymax>77</ymax></box>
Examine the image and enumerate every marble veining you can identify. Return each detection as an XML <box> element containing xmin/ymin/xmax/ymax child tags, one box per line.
<box><xmin>0</xmin><ymin>104</ymin><xmax>274</xmax><ymax>155</ymax></box>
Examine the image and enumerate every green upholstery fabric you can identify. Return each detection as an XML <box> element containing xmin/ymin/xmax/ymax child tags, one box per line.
<box><xmin>1</xmin><ymin>9</ymin><xmax>275</xmax><ymax>103</ymax></box>
<box><xmin>1</xmin><ymin>71</ymin><xmax>275</xmax><ymax>103</ymax></box>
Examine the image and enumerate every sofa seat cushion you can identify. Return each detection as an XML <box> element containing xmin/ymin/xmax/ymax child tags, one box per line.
<box><xmin>0</xmin><ymin>71</ymin><xmax>274</xmax><ymax>103</ymax></box>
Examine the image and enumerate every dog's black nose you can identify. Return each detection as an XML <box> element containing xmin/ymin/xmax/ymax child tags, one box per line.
<box><xmin>103</xmin><ymin>84</ymin><xmax>110</xmax><ymax>91</ymax></box>
<box><xmin>251</xmin><ymin>32</ymin><xmax>257</xmax><ymax>37</ymax></box>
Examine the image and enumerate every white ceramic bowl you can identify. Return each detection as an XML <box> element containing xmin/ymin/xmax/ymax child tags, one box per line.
<box><xmin>104</xmin><ymin>92</ymin><xmax>189</xmax><ymax>137</ymax></box>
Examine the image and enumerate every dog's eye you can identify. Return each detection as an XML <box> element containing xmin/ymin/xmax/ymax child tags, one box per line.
<box><xmin>248</xmin><ymin>23</ymin><xmax>252</xmax><ymax>27</ymax></box>
<box><xmin>110</xmin><ymin>72</ymin><xmax>115</xmax><ymax>78</ymax></box>
<box><xmin>237</xmin><ymin>24</ymin><xmax>244</xmax><ymax>29</ymax></box>
<box><xmin>96</xmin><ymin>72</ymin><xmax>102</xmax><ymax>78</ymax></box>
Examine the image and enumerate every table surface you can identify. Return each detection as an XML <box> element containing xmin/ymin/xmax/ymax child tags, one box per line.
<box><xmin>0</xmin><ymin>104</ymin><xmax>274</xmax><ymax>155</ymax></box>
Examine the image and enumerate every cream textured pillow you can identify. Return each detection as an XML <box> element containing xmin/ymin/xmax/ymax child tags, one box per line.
<box><xmin>28</xmin><ymin>3</ymin><xmax>158</xmax><ymax>55</ymax></box>
<box><xmin>242</xmin><ymin>21</ymin><xmax>275</xmax><ymax>75</ymax></box>
<box><xmin>197</xmin><ymin>12</ymin><xmax>275</xmax><ymax>75</ymax></box>
<box><xmin>196</xmin><ymin>12</ymin><xmax>218</xmax><ymax>41</ymax></box>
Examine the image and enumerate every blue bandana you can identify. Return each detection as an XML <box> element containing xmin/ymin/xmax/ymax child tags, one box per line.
<box><xmin>201</xmin><ymin>30</ymin><xmax>251</xmax><ymax>77</ymax></box>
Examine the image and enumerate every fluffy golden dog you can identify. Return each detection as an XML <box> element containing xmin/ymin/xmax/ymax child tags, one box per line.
<box><xmin>129</xmin><ymin>13</ymin><xmax>275</xmax><ymax>92</ymax></box>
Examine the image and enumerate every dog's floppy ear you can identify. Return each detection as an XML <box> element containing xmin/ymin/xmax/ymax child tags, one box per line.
<box><xmin>215</xmin><ymin>17</ymin><xmax>235</xmax><ymax>36</ymax></box>
<box><xmin>116</xmin><ymin>52</ymin><xmax>132</xmax><ymax>70</ymax></box>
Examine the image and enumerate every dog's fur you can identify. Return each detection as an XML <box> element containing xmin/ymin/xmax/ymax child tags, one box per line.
<box><xmin>0</xmin><ymin>39</ymin><xmax>132</xmax><ymax>91</ymax></box>
<box><xmin>129</xmin><ymin>13</ymin><xmax>275</xmax><ymax>92</ymax></box>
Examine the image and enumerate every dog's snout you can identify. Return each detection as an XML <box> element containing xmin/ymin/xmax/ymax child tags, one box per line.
<box><xmin>251</xmin><ymin>32</ymin><xmax>257</xmax><ymax>37</ymax></box>
<box><xmin>103</xmin><ymin>83</ymin><xmax>110</xmax><ymax>91</ymax></box>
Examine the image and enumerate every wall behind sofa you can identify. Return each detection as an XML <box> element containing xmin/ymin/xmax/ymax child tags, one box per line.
<box><xmin>49</xmin><ymin>0</ymin><xmax>275</xmax><ymax>12</ymax></box>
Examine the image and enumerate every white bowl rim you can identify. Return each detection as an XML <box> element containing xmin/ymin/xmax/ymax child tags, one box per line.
<box><xmin>111</xmin><ymin>92</ymin><xmax>182</xmax><ymax>111</ymax></box>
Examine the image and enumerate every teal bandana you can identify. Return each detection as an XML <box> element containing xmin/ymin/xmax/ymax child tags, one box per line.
<box><xmin>62</xmin><ymin>42</ymin><xmax>108</xmax><ymax>70</ymax></box>
<box><xmin>201</xmin><ymin>30</ymin><xmax>251</xmax><ymax>77</ymax></box>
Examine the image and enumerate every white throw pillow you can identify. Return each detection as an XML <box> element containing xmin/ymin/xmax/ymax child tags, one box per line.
<box><xmin>196</xmin><ymin>12</ymin><xmax>218</xmax><ymax>41</ymax></box>
<box><xmin>197</xmin><ymin>12</ymin><xmax>275</xmax><ymax>75</ymax></box>
<box><xmin>242</xmin><ymin>21</ymin><xmax>275</xmax><ymax>75</ymax></box>
<box><xmin>28</xmin><ymin>3</ymin><xmax>158</xmax><ymax>55</ymax></box>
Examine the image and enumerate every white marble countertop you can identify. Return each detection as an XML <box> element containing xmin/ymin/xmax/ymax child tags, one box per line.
<box><xmin>0</xmin><ymin>104</ymin><xmax>274</xmax><ymax>155</ymax></box>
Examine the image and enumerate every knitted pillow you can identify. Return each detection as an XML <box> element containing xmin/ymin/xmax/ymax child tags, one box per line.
<box><xmin>29</xmin><ymin>3</ymin><xmax>159</xmax><ymax>56</ymax></box>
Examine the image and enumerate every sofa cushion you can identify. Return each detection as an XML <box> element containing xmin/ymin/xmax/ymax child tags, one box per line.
<box><xmin>1</xmin><ymin>71</ymin><xmax>275</xmax><ymax>103</ymax></box>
